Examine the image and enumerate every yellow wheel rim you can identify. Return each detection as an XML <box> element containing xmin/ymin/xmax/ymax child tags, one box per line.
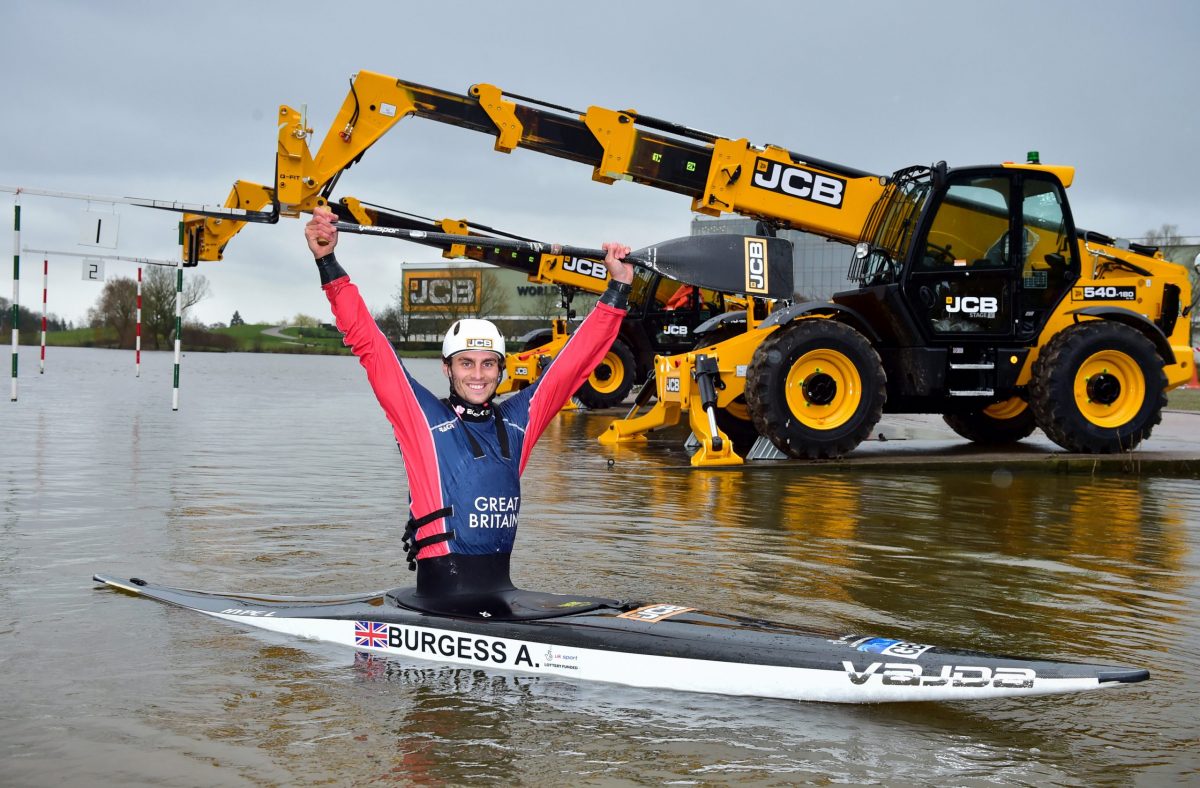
<box><xmin>588</xmin><ymin>351</ymin><xmax>626</xmax><ymax>395</ymax></box>
<box><xmin>1073</xmin><ymin>349</ymin><xmax>1144</xmax><ymax>427</ymax></box>
<box><xmin>784</xmin><ymin>349</ymin><xmax>863</xmax><ymax>430</ymax></box>
<box><xmin>983</xmin><ymin>396</ymin><xmax>1028</xmax><ymax>420</ymax></box>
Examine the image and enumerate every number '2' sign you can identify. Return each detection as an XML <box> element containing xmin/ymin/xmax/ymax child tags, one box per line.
<box><xmin>81</xmin><ymin>258</ymin><xmax>105</xmax><ymax>282</ymax></box>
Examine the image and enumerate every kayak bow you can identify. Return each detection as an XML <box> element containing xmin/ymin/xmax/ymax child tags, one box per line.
<box><xmin>93</xmin><ymin>574</ymin><xmax>1148</xmax><ymax>704</ymax></box>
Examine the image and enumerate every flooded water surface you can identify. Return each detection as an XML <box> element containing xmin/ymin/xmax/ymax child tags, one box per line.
<box><xmin>2</xmin><ymin>347</ymin><xmax>1199</xmax><ymax>785</ymax></box>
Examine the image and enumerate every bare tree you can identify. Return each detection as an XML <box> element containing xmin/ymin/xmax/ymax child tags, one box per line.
<box><xmin>474</xmin><ymin>270</ymin><xmax>509</xmax><ymax>319</ymax></box>
<box><xmin>1144</xmin><ymin>223</ymin><xmax>1183</xmax><ymax>250</ymax></box>
<box><xmin>87</xmin><ymin>276</ymin><xmax>138</xmax><ymax>346</ymax></box>
<box><xmin>525</xmin><ymin>283</ymin><xmax>567</xmax><ymax>322</ymax></box>
<box><xmin>1144</xmin><ymin>223</ymin><xmax>1199</xmax><ymax>316</ymax></box>
<box><xmin>374</xmin><ymin>301</ymin><xmax>408</xmax><ymax>343</ymax></box>
<box><xmin>141</xmin><ymin>266</ymin><xmax>212</xmax><ymax>349</ymax></box>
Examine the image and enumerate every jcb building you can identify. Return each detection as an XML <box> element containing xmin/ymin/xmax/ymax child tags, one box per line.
<box><xmin>396</xmin><ymin>262</ymin><xmax>597</xmax><ymax>347</ymax></box>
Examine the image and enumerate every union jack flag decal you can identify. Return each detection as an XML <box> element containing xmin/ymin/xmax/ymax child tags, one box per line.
<box><xmin>355</xmin><ymin>620</ymin><xmax>389</xmax><ymax>649</ymax></box>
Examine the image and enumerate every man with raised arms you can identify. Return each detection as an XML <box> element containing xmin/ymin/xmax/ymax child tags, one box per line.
<box><xmin>304</xmin><ymin>207</ymin><xmax>632</xmax><ymax>603</ymax></box>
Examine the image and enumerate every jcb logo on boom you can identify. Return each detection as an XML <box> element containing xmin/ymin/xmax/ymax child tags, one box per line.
<box><xmin>751</xmin><ymin>157</ymin><xmax>846</xmax><ymax>208</ymax></box>
<box><xmin>562</xmin><ymin>257</ymin><xmax>609</xmax><ymax>281</ymax></box>
<box><xmin>945</xmin><ymin>296</ymin><xmax>998</xmax><ymax>316</ymax></box>
<box><xmin>745</xmin><ymin>238</ymin><xmax>768</xmax><ymax>294</ymax></box>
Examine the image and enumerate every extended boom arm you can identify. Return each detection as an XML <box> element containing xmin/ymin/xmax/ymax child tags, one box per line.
<box><xmin>185</xmin><ymin>71</ymin><xmax>889</xmax><ymax>263</ymax></box>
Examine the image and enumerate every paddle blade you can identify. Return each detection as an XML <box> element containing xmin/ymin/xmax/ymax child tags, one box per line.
<box><xmin>632</xmin><ymin>234</ymin><xmax>794</xmax><ymax>300</ymax></box>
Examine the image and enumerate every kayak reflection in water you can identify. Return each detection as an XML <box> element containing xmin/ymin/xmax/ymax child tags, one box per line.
<box><xmin>304</xmin><ymin>207</ymin><xmax>633</xmax><ymax>605</ymax></box>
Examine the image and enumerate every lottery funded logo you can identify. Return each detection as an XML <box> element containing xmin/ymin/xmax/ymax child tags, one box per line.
<box><xmin>617</xmin><ymin>604</ymin><xmax>695</xmax><ymax>623</ymax></box>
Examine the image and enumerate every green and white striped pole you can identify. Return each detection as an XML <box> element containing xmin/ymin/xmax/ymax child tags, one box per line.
<box><xmin>10</xmin><ymin>192</ymin><xmax>19</xmax><ymax>402</ymax></box>
<box><xmin>171</xmin><ymin>218</ymin><xmax>187</xmax><ymax>407</ymax></box>
<box><xmin>171</xmin><ymin>257</ymin><xmax>182</xmax><ymax>411</ymax></box>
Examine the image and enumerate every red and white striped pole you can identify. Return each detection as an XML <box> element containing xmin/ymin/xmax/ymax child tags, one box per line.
<box><xmin>135</xmin><ymin>265</ymin><xmax>142</xmax><ymax>377</ymax></box>
<box><xmin>39</xmin><ymin>257</ymin><xmax>47</xmax><ymax>374</ymax></box>
<box><xmin>10</xmin><ymin>192</ymin><xmax>19</xmax><ymax>402</ymax></box>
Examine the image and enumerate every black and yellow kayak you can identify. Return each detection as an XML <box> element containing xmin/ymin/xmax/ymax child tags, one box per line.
<box><xmin>93</xmin><ymin>573</ymin><xmax>1148</xmax><ymax>704</ymax></box>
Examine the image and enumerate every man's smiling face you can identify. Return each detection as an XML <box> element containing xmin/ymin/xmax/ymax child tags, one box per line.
<box><xmin>444</xmin><ymin>350</ymin><xmax>502</xmax><ymax>405</ymax></box>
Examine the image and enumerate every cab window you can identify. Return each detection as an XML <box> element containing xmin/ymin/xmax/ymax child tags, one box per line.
<box><xmin>629</xmin><ymin>268</ymin><xmax>657</xmax><ymax>309</ymax></box>
<box><xmin>920</xmin><ymin>177</ymin><xmax>1013</xmax><ymax>270</ymax></box>
<box><xmin>656</xmin><ymin>280</ymin><xmax>722</xmax><ymax>313</ymax></box>
<box><xmin>1018</xmin><ymin>177</ymin><xmax>1075</xmax><ymax>328</ymax></box>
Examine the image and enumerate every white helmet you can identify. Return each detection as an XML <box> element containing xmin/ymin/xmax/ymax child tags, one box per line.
<box><xmin>442</xmin><ymin>318</ymin><xmax>506</xmax><ymax>359</ymax></box>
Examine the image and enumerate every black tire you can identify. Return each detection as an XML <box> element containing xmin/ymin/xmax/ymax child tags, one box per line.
<box><xmin>714</xmin><ymin>396</ymin><xmax>760</xmax><ymax>456</ymax></box>
<box><xmin>1029</xmin><ymin>321</ymin><xmax>1166</xmax><ymax>453</ymax></box>
<box><xmin>942</xmin><ymin>397</ymin><xmax>1037</xmax><ymax>445</ymax></box>
<box><xmin>745</xmin><ymin>320</ymin><xmax>886</xmax><ymax>459</ymax></box>
<box><xmin>575</xmin><ymin>338</ymin><xmax>636</xmax><ymax>409</ymax></box>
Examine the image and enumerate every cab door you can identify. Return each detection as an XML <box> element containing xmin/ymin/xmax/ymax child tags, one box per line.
<box><xmin>903</xmin><ymin>171</ymin><xmax>1019</xmax><ymax>340</ymax></box>
<box><xmin>1014</xmin><ymin>175</ymin><xmax>1078</xmax><ymax>338</ymax></box>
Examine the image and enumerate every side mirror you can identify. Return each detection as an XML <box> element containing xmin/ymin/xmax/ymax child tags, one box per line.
<box><xmin>931</xmin><ymin>161</ymin><xmax>948</xmax><ymax>190</ymax></box>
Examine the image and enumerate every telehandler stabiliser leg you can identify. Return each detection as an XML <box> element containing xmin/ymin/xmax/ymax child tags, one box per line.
<box><xmin>597</xmin><ymin>355</ymin><xmax>743</xmax><ymax>466</ymax></box>
<box><xmin>597</xmin><ymin>391</ymin><xmax>675</xmax><ymax>445</ymax></box>
<box><xmin>686</xmin><ymin>354</ymin><xmax>742</xmax><ymax>466</ymax></box>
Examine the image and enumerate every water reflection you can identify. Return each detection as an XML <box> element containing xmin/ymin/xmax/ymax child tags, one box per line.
<box><xmin>3</xmin><ymin>349</ymin><xmax>1198</xmax><ymax>785</ymax></box>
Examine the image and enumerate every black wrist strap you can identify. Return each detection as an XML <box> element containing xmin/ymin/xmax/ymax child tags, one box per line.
<box><xmin>315</xmin><ymin>253</ymin><xmax>347</xmax><ymax>285</ymax></box>
<box><xmin>599</xmin><ymin>279</ymin><xmax>631</xmax><ymax>309</ymax></box>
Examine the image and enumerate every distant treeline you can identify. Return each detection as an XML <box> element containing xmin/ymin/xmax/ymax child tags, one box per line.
<box><xmin>1</xmin><ymin>297</ymin><xmax>72</xmax><ymax>334</ymax></box>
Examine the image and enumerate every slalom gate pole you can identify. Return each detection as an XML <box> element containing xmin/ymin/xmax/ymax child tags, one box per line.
<box><xmin>135</xmin><ymin>266</ymin><xmax>142</xmax><ymax>378</ymax></box>
<box><xmin>10</xmin><ymin>193</ymin><xmax>19</xmax><ymax>402</ymax></box>
<box><xmin>40</xmin><ymin>258</ymin><xmax>47</xmax><ymax>374</ymax></box>
<box><xmin>171</xmin><ymin>258</ymin><xmax>181</xmax><ymax>411</ymax></box>
<box><xmin>24</xmin><ymin>250</ymin><xmax>177</xmax><ymax>391</ymax></box>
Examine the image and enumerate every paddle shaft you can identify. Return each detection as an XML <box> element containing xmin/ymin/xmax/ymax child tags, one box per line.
<box><xmin>328</xmin><ymin>221</ymin><xmax>645</xmax><ymax>269</ymax></box>
<box><xmin>319</xmin><ymin>220</ymin><xmax>797</xmax><ymax>300</ymax></box>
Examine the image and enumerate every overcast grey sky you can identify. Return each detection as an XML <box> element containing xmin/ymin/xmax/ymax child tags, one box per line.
<box><xmin>3</xmin><ymin>0</ymin><xmax>1197</xmax><ymax>327</ymax></box>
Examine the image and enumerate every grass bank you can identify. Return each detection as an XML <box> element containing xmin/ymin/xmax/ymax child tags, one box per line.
<box><xmin>33</xmin><ymin>323</ymin><xmax>352</xmax><ymax>354</ymax></box>
<box><xmin>32</xmin><ymin>324</ymin><xmax>447</xmax><ymax>357</ymax></box>
<box><xmin>216</xmin><ymin>324</ymin><xmax>353</xmax><ymax>354</ymax></box>
<box><xmin>1168</xmin><ymin>387</ymin><xmax>1200</xmax><ymax>412</ymax></box>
